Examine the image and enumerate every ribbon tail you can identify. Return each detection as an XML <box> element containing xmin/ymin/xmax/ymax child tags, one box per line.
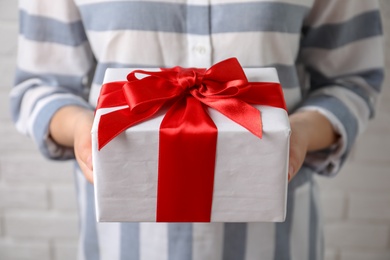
<box><xmin>242</xmin><ymin>82</ymin><xmax>287</xmax><ymax>110</ymax></box>
<box><xmin>157</xmin><ymin>96</ymin><xmax>217</xmax><ymax>222</ymax></box>
<box><xmin>198</xmin><ymin>96</ymin><xmax>263</xmax><ymax>139</ymax></box>
<box><xmin>98</xmin><ymin>108</ymin><xmax>134</xmax><ymax>150</ymax></box>
<box><xmin>98</xmin><ymin>103</ymin><xmax>163</xmax><ymax>150</ymax></box>
<box><xmin>97</xmin><ymin>81</ymin><xmax>128</xmax><ymax>110</ymax></box>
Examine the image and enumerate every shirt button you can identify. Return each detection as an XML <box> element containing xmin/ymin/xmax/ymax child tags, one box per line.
<box><xmin>193</xmin><ymin>45</ymin><xmax>207</xmax><ymax>55</ymax></box>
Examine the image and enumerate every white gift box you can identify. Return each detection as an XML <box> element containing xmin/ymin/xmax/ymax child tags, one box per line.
<box><xmin>92</xmin><ymin>67</ymin><xmax>290</xmax><ymax>222</ymax></box>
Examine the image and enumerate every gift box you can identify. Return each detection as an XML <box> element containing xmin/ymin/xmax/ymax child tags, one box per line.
<box><xmin>92</xmin><ymin>58</ymin><xmax>290</xmax><ymax>222</ymax></box>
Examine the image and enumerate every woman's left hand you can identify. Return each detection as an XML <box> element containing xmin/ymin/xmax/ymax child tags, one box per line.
<box><xmin>288</xmin><ymin>110</ymin><xmax>339</xmax><ymax>181</ymax></box>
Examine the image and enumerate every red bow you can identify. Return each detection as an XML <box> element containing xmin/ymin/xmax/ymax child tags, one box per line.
<box><xmin>96</xmin><ymin>58</ymin><xmax>286</xmax><ymax>222</ymax></box>
<box><xmin>97</xmin><ymin>58</ymin><xmax>286</xmax><ymax>149</ymax></box>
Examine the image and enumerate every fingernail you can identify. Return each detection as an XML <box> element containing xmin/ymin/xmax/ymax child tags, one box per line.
<box><xmin>288</xmin><ymin>165</ymin><xmax>294</xmax><ymax>181</ymax></box>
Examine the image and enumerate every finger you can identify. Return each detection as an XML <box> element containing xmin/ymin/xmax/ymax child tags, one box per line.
<box><xmin>76</xmin><ymin>150</ymin><xmax>93</xmax><ymax>183</ymax></box>
<box><xmin>288</xmin><ymin>165</ymin><xmax>294</xmax><ymax>182</ymax></box>
<box><xmin>78</xmin><ymin>141</ymin><xmax>93</xmax><ymax>169</ymax></box>
<box><xmin>288</xmin><ymin>150</ymin><xmax>301</xmax><ymax>182</ymax></box>
<box><xmin>77</xmin><ymin>155</ymin><xmax>94</xmax><ymax>183</ymax></box>
<box><xmin>288</xmin><ymin>161</ymin><xmax>300</xmax><ymax>182</ymax></box>
<box><xmin>288</xmin><ymin>143</ymin><xmax>305</xmax><ymax>182</ymax></box>
<box><xmin>75</xmin><ymin>140</ymin><xmax>93</xmax><ymax>183</ymax></box>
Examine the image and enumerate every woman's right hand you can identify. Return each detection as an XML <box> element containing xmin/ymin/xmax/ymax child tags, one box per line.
<box><xmin>49</xmin><ymin>106</ymin><xmax>95</xmax><ymax>183</ymax></box>
<box><xmin>73</xmin><ymin>109</ymin><xmax>94</xmax><ymax>183</ymax></box>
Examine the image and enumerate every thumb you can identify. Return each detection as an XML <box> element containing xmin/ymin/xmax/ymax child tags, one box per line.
<box><xmin>287</xmin><ymin>126</ymin><xmax>308</xmax><ymax>182</ymax></box>
<box><xmin>76</xmin><ymin>145</ymin><xmax>94</xmax><ymax>183</ymax></box>
<box><xmin>74</xmin><ymin>124</ymin><xmax>94</xmax><ymax>183</ymax></box>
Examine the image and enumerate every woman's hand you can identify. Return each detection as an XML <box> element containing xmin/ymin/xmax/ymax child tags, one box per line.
<box><xmin>50</xmin><ymin>106</ymin><xmax>95</xmax><ymax>183</ymax></box>
<box><xmin>73</xmin><ymin>110</ymin><xmax>94</xmax><ymax>183</ymax></box>
<box><xmin>288</xmin><ymin>115</ymin><xmax>309</xmax><ymax>181</ymax></box>
<box><xmin>288</xmin><ymin>110</ymin><xmax>339</xmax><ymax>181</ymax></box>
<box><xmin>49</xmin><ymin>107</ymin><xmax>339</xmax><ymax>183</ymax></box>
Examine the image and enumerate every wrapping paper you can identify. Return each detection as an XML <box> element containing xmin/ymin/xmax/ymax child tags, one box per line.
<box><xmin>92</xmin><ymin>66</ymin><xmax>290</xmax><ymax>222</ymax></box>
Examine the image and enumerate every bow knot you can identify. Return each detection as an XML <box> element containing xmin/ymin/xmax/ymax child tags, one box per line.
<box><xmin>176</xmin><ymin>68</ymin><xmax>205</xmax><ymax>92</ymax></box>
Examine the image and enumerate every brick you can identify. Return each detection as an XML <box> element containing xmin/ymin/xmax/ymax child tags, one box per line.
<box><xmin>1</xmin><ymin>154</ymin><xmax>75</xmax><ymax>184</ymax></box>
<box><xmin>54</xmin><ymin>240</ymin><xmax>78</xmax><ymax>260</ymax></box>
<box><xmin>352</xmin><ymin>133</ymin><xmax>390</xmax><ymax>164</ymax></box>
<box><xmin>0</xmin><ymin>0</ymin><xmax>18</xmax><ymax>21</ymax></box>
<box><xmin>0</xmin><ymin>124</ymin><xmax>38</xmax><ymax>152</ymax></box>
<box><xmin>325</xmin><ymin>222</ymin><xmax>389</xmax><ymax>249</ymax></box>
<box><xmin>324</xmin><ymin>249</ymin><xmax>338</xmax><ymax>260</ymax></box>
<box><xmin>50</xmin><ymin>185</ymin><xmax>77</xmax><ymax>211</ymax></box>
<box><xmin>320</xmin><ymin>191</ymin><xmax>346</xmax><ymax>222</ymax></box>
<box><xmin>315</xmin><ymin>163</ymin><xmax>390</xmax><ymax>192</ymax></box>
<box><xmin>362</xmin><ymin>111</ymin><xmax>390</xmax><ymax>136</ymax></box>
<box><xmin>0</xmin><ymin>91</ymin><xmax>12</xmax><ymax>120</ymax></box>
<box><xmin>340</xmin><ymin>250</ymin><xmax>390</xmax><ymax>260</ymax></box>
<box><xmin>348</xmin><ymin>192</ymin><xmax>390</xmax><ymax>221</ymax></box>
<box><xmin>4</xmin><ymin>210</ymin><xmax>78</xmax><ymax>239</ymax></box>
<box><xmin>380</xmin><ymin>72</ymin><xmax>390</xmax><ymax>97</ymax></box>
<box><xmin>0</xmin><ymin>58</ymin><xmax>17</xmax><ymax>88</ymax></box>
<box><xmin>378</xmin><ymin>97</ymin><xmax>390</xmax><ymax>117</ymax></box>
<box><xmin>0</xmin><ymin>184</ymin><xmax>48</xmax><ymax>209</ymax></box>
<box><xmin>0</xmin><ymin>22</ymin><xmax>18</xmax><ymax>57</ymax></box>
<box><xmin>0</xmin><ymin>239</ymin><xmax>50</xmax><ymax>260</ymax></box>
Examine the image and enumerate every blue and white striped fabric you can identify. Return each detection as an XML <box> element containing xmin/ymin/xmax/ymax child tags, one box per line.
<box><xmin>11</xmin><ymin>1</ymin><xmax>384</xmax><ymax>259</ymax></box>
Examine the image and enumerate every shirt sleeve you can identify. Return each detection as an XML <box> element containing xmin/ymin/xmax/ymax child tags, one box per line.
<box><xmin>9</xmin><ymin>0</ymin><xmax>96</xmax><ymax>160</ymax></box>
<box><xmin>296</xmin><ymin>0</ymin><xmax>384</xmax><ymax>176</ymax></box>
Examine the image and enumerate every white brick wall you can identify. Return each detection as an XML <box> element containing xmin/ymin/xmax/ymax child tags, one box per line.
<box><xmin>0</xmin><ymin>2</ymin><xmax>77</xmax><ymax>258</ymax></box>
<box><xmin>0</xmin><ymin>184</ymin><xmax>48</xmax><ymax>209</ymax></box>
<box><xmin>0</xmin><ymin>240</ymin><xmax>51</xmax><ymax>260</ymax></box>
<box><xmin>4</xmin><ymin>211</ymin><xmax>78</xmax><ymax>239</ymax></box>
<box><xmin>325</xmin><ymin>223</ymin><xmax>389</xmax><ymax>249</ymax></box>
<box><xmin>50</xmin><ymin>185</ymin><xmax>78</xmax><ymax>211</ymax></box>
<box><xmin>54</xmin><ymin>240</ymin><xmax>78</xmax><ymax>260</ymax></box>
<box><xmin>0</xmin><ymin>1</ymin><xmax>389</xmax><ymax>259</ymax></box>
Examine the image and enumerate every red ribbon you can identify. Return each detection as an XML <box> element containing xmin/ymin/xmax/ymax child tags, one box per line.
<box><xmin>96</xmin><ymin>58</ymin><xmax>286</xmax><ymax>222</ymax></box>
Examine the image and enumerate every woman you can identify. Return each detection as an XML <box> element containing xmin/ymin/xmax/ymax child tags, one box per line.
<box><xmin>11</xmin><ymin>1</ymin><xmax>384</xmax><ymax>259</ymax></box>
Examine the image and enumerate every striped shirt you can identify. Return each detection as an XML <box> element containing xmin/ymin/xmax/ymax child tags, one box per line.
<box><xmin>10</xmin><ymin>1</ymin><xmax>384</xmax><ymax>259</ymax></box>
